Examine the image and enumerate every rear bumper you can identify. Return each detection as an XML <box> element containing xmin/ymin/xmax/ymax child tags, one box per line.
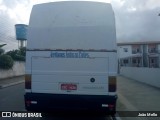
<box><xmin>24</xmin><ymin>93</ymin><xmax>117</xmax><ymax>114</ymax></box>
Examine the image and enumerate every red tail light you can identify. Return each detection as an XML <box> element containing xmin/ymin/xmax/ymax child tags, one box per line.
<box><xmin>108</xmin><ymin>104</ymin><xmax>114</xmax><ymax>108</ymax></box>
<box><xmin>109</xmin><ymin>76</ymin><xmax>117</xmax><ymax>92</ymax></box>
<box><xmin>26</xmin><ymin>100</ymin><xmax>31</xmax><ymax>106</ymax></box>
<box><xmin>108</xmin><ymin>104</ymin><xmax>115</xmax><ymax>111</ymax></box>
<box><xmin>25</xmin><ymin>74</ymin><xmax>31</xmax><ymax>89</ymax></box>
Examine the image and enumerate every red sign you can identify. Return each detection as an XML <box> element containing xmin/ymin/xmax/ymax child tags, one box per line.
<box><xmin>61</xmin><ymin>84</ymin><xmax>77</xmax><ymax>90</ymax></box>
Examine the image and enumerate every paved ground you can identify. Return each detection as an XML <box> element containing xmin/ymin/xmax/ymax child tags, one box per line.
<box><xmin>0</xmin><ymin>76</ymin><xmax>24</xmax><ymax>89</ymax></box>
<box><xmin>0</xmin><ymin>76</ymin><xmax>115</xmax><ymax>120</ymax></box>
<box><xmin>0</xmin><ymin>75</ymin><xmax>160</xmax><ymax>120</ymax></box>
<box><xmin>0</xmin><ymin>83</ymin><xmax>25</xmax><ymax>111</ymax></box>
<box><xmin>117</xmin><ymin>75</ymin><xmax>160</xmax><ymax>120</ymax></box>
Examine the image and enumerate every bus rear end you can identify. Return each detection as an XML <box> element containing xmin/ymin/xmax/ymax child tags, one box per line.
<box><xmin>25</xmin><ymin>1</ymin><xmax>117</xmax><ymax>115</ymax></box>
<box><xmin>25</xmin><ymin>50</ymin><xmax>117</xmax><ymax>114</ymax></box>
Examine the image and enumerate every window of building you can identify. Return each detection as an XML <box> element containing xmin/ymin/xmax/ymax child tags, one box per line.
<box><xmin>132</xmin><ymin>59</ymin><xmax>140</xmax><ymax>64</ymax></box>
<box><xmin>148</xmin><ymin>44</ymin><xmax>157</xmax><ymax>53</ymax></box>
<box><xmin>123</xmin><ymin>48</ymin><xmax>128</xmax><ymax>52</ymax></box>
<box><xmin>123</xmin><ymin>59</ymin><xmax>128</xmax><ymax>64</ymax></box>
<box><xmin>132</xmin><ymin>59</ymin><xmax>137</xmax><ymax>64</ymax></box>
<box><xmin>151</xmin><ymin>59</ymin><xmax>155</xmax><ymax>63</ymax></box>
<box><xmin>132</xmin><ymin>45</ymin><xmax>141</xmax><ymax>54</ymax></box>
<box><xmin>149</xmin><ymin>48</ymin><xmax>156</xmax><ymax>53</ymax></box>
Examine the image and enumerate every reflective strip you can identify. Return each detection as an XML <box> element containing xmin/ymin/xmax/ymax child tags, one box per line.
<box><xmin>66</xmin><ymin>49</ymin><xmax>73</xmax><ymax>51</ymax></box>
<box><xmin>77</xmin><ymin>49</ymin><xmax>83</xmax><ymax>51</ymax></box>
<box><xmin>56</xmin><ymin>49</ymin><xmax>64</xmax><ymax>50</ymax></box>
<box><xmin>89</xmin><ymin>49</ymin><xmax>95</xmax><ymax>51</ymax></box>
<box><xmin>25</xmin><ymin>89</ymin><xmax>31</xmax><ymax>93</ymax></box>
<box><xmin>108</xmin><ymin>92</ymin><xmax>117</xmax><ymax>96</ymax></box>
<box><xmin>31</xmin><ymin>101</ymin><xmax>37</xmax><ymax>104</ymax></box>
<box><xmin>102</xmin><ymin>104</ymin><xmax>108</xmax><ymax>107</ymax></box>
<box><xmin>44</xmin><ymin>49</ymin><xmax>51</xmax><ymax>51</ymax></box>
<box><xmin>26</xmin><ymin>49</ymin><xmax>117</xmax><ymax>52</ymax></box>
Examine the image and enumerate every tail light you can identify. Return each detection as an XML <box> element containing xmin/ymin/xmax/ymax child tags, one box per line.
<box><xmin>108</xmin><ymin>104</ymin><xmax>115</xmax><ymax>111</ymax></box>
<box><xmin>26</xmin><ymin>100</ymin><xmax>31</xmax><ymax>106</ymax></box>
<box><xmin>26</xmin><ymin>100</ymin><xmax>37</xmax><ymax>106</ymax></box>
<box><xmin>108</xmin><ymin>104</ymin><xmax>114</xmax><ymax>108</ymax></box>
<box><xmin>25</xmin><ymin>74</ymin><xmax>31</xmax><ymax>89</ymax></box>
<box><xmin>109</xmin><ymin>76</ymin><xmax>117</xmax><ymax>92</ymax></box>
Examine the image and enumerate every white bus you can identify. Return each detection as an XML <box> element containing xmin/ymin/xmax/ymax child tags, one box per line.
<box><xmin>25</xmin><ymin>1</ymin><xmax>117</xmax><ymax>115</ymax></box>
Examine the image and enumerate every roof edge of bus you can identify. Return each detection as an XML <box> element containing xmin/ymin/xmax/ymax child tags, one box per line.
<box><xmin>33</xmin><ymin>1</ymin><xmax>111</xmax><ymax>7</ymax></box>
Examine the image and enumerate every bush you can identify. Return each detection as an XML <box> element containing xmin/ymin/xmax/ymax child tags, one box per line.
<box><xmin>19</xmin><ymin>47</ymin><xmax>26</xmax><ymax>56</ymax></box>
<box><xmin>6</xmin><ymin>50</ymin><xmax>19</xmax><ymax>59</ymax></box>
<box><xmin>0</xmin><ymin>55</ymin><xmax>14</xmax><ymax>69</ymax></box>
<box><xmin>6</xmin><ymin>48</ymin><xmax>26</xmax><ymax>61</ymax></box>
<box><xmin>14</xmin><ymin>54</ymin><xmax>25</xmax><ymax>61</ymax></box>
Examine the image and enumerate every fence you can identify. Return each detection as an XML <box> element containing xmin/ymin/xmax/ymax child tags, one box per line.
<box><xmin>120</xmin><ymin>67</ymin><xmax>160</xmax><ymax>88</ymax></box>
<box><xmin>0</xmin><ymin>62</ymin><xmax>25</xmax><ymax>79</ymax></box>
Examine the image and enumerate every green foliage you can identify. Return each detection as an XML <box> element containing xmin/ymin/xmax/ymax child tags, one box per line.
<box><xmin>6</xmin><ymin>47</ymin><xmax>26</xmax><ymax>61</ymax></box>
<box><xmin>0</xmin><ymin>44</ymin><xmax>7</xmax><ymax>48</ymax></box>
<box><xmin>0</xmin><ymin>44</ymin><xmax>26</xmax><ymax>70</ymax></box>
<box><xmin>19</xmin><ymin>47</ymin><xmax>26</xmax><ymax>56</ymax></box>
<box><xmin>0</xmin><ymin>44</ymin><xmax>6</xmax><ymax>55</ymax></box>
<box><xmin>0</xmin><ymin>48</ymin><xmax>4</xmax><ymax>55</ymax></box>
<box><xmin>0</xmin><ymin>54</ymin><xmax>14</xmax><ymax>69</ymax></box>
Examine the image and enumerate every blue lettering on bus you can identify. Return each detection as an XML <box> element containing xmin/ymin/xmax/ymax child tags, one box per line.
<box><xmin>51</xmin><ymin>51</ymin><xmax>89</xmax><ymax>58</ymax></box>
<box><xmin>51</xmin><ymin>52</ymin><xmax>65</xmax><ymax>58</ymax></box>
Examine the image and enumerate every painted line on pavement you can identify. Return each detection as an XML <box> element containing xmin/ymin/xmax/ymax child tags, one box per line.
<box><xmin>0</xmin><ymin>80</ymin><xmax>24</xmax><ymax>89</ymax></box>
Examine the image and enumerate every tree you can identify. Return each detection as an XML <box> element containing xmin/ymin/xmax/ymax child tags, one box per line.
<box><xmin>19</xmin><ymin>47</ymin><xmax>26</xmax><ymax>56</ymax></box>
<box><xmin>0</xmin><ymin>54</ymin><xmax>14</xmax><ymax>69</ymax></box>
<box><xmin>0</xmin><ymin>44</ymin><xmax>6</xmax><ymax>55</ymax></box>
<box><xmin>6</xmin><ymin>47</ymin><xmax>26</xmax><ymax>61</ymax></box>
<box><xmin>0</xmin><ymin>48</ymin><xmax>4</xmax><ymax>55</ymax></box>
<box><xmin>0</xmin><ymin>44</ymin><xmax>7</xmax><ymax>48</ymax></box>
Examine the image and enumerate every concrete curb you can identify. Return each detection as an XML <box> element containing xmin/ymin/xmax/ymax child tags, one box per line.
<box><xmin>0</xmin><ymin>75</ymin><xmax>25</xmax><ymax>81</ymax></box>
<box><xmin>0</xmin><ymin>80</ymin><xmax>24</xmax><ymax>89</ymax></box>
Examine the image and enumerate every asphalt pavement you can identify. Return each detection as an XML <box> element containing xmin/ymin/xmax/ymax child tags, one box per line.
<box><xmin>0</xmin><ymin>76</ymin><xmax>117</xmax><ymax>120</ymax></box>
<box><xmin>0</xmin><ymin>76</ymin><xmax>24</xmax><ymax>89</ymax></box>
<box><xmin>117</xmin><ymin>75</ymin><xmax>160</xmax><ymax>120</ymax></box>
<box><xmin>0</xmin><ymin>75</ymin><xmax>160</xmax><ymax>120</ymax></box>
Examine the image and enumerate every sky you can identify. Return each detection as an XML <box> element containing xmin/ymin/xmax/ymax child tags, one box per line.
<box><xmin>0</xmin><ymin>0</ymin><xmax>160</xmax><ymax>51</ymax></box>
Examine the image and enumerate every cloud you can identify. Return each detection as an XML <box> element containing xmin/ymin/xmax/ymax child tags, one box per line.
<box><xmin>0</xmin><ymin>0</ymin><xmax>160</xmax><ymax>51</ymax></box>
<box><xmin>111</xmin><ymin>0</ymin><xmax>160</xmax><ymax>42</ymax></box>
<box><xmin>1</xmin><ymin>0</ymin><xmax>29</xmax><ymax>9</ymax></box>
<box><xmin>0</xmin><ymin>11</ymin><xmax>18</xmax><ymax>51</ymax></box>
<box><xmin>0</xmin><ymin>0</ymin><xmax>20</xmax><ymax>51</ymax></box>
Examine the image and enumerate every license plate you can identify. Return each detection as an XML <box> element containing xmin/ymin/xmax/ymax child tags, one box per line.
<box><xmin>61</xmin><ymin>84</ymin><xmax>77</xmax><ymax>90</ymax></box>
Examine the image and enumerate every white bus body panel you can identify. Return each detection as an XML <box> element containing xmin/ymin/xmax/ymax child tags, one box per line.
<box><xmin>27</xmin><ymin>1</ymin><xmax>116</xmax><ymax>50</ymax></box>
<box><xmin>25</xmin><ymin>1</ymin><xmax>117</xmax><ymax>112</ymax></box>
<box><xmin>26</xmin><ymin>51</ymin><xmax>117</xmax><ymax>95</ymax></box>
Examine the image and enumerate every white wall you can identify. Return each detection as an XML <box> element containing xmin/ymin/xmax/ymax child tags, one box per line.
<box><xmin>0</xmin><ymin>62</ymin><xmax>25</xmax><ymax>79</ymax></box>
<box><xmin>117</xmin><ymin>45</ymin><xmax>132</xmax><ymax>58</ymax></box>
<box><xmin>158</xmin><ymin>44</ymin><xmax>160</xmax><ymax>51</ymax></box>
<box><xmin>120</xmin><ymin>67</ymin><xmax>160</xmax><ymax>88</ymax></box>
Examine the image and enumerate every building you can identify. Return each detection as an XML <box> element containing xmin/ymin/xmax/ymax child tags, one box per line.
<box><xmin>117</xmin><ymin>41</ymin><xmax>160</xmax><ymax>68</ymax></box>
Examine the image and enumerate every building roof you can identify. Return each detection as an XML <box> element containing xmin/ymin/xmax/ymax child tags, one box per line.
<box><xmin>117</xmin><ymin>41</ymin><xmax>160</xmax><ymax>46</ymax></box>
